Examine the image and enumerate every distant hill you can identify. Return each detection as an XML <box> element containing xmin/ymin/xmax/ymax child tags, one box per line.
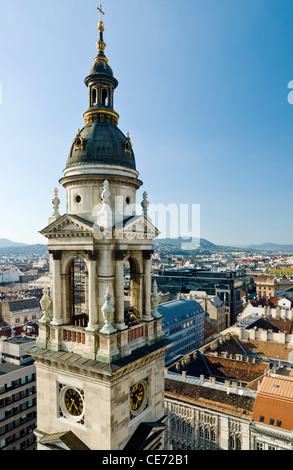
<box><xmin>0</xmin><ymin>243</ymin><xmax>48</xmax><ymax>255</ymax></box>
<box><xmin>154</xmin><ymin>237</ymin><xmax>243</xmax><ymax>252</ymax></box>
<box><xmin>0</xmin><ymin>238</ymin><xmax>28</xmax><ymax>248</ymax></box>
<box><xmin>238</xmin><ymin>242</ymin><xmax>293</xmax><ymax>252</ymax></box>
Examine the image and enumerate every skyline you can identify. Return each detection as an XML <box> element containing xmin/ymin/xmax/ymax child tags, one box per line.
<box><xmin>1</xmin><ymin>0</ymin><xmax>293</xmax><ymax>246</ymax></box>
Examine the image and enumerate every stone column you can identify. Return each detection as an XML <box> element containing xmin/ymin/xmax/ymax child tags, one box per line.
<box><xmin>85</xmin><ymin>250</ymin><xmax>98</xmax><ymax>331</ymax></box>
<box><xmin>142</xmin><ymin>250</ymin><xmax>154</xmax><ymax>321</ymax></box>
<box><xmin>114</xmin><ymin>250</ymin><xmax>128</xmax><ymax>330</ymax></box>
<box><xmin>97</xmin><ymin>246</ymin><xmax>115</xmax><ymax>326</ymax></box>
<box><xmin>49</xmin><ymin>251</ymin><xmax>63</xmax><ymax>326</ymax></box>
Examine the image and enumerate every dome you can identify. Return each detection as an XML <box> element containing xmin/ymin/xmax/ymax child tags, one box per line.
<box><xmin>89</xmin><ymin>60</ymin><xmax>114</xmax><ymax>78</ymax></box>
<box><xmin>66</xmin><ymin>122</ymin><xmax>136</xmax><ymax>170</ymax></box>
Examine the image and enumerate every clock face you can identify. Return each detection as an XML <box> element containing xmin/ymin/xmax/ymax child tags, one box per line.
<box><xmin>130</xmin><ymin>383</ymin><xmax>145</xmax><ymax>412</ymax></box>
<box><xmin>64</xmin><ymin>388</ymin><xmax>84</xmax><ymax>417</ymax></box>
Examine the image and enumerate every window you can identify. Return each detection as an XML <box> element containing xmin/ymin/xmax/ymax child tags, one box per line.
<box><xmin>276</xmin><ymin>420</ymin><xmax>281</xmax><ymax>427</ymax></box>
<box><xmin>102</xmin><ymin>88</ymin><xmax>108</xmax><ymax>106</ymax></box>
<box><xmin>259</xmin><ymin>415</ymin><xmax>264</xmax><ymax>422</ymax></box>
<box><xmin>269</xmin><ymin>418</ymin><xmax>274</xmax><ymax>426</ymax></box>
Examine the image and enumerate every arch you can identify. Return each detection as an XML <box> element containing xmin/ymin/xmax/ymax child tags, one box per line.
<box><xmin>124</xmin><ymin>252</ymin><xmax>142</xmax><ymax>324</ymax></box>
<box><xmin>102</xmin><ymin>88</ymin><xmax>108</xmax><ymax>106</ymax></box>
<box><xmin>92</xmin><ymin>88</ymin><xmax>98</xmax><ymax>106</ymax></box>
<box><xmin>62</xmin><ymin>252</ymin><xmax>90</xmax><ymax>327</ymax></box>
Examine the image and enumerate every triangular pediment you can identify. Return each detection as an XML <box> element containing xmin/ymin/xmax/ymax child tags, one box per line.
<box><xmin>114</xmin><ymin>215</ymin><xmax>160</xmax><ymax>240</ymax></box>
<box><xmin>40</xmin><ymin>214</ymin><xmax>94</xmax><ymax>238</ymax></box>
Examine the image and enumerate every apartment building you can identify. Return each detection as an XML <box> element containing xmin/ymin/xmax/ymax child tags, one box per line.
<box><xmin>0</xmin><ymin>335</ymin><xmax>37</xmax><ymax>450</ymax></box>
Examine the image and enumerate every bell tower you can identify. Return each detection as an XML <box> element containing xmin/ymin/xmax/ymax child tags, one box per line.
<box><xmin>27</xmin><ymin>6</ymin><xmax>170</xmax><ymax>451</ymax></box>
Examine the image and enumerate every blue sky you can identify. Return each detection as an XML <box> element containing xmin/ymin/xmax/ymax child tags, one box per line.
<box><xmin>1</xmin><ymin>0</ymin><xmax>293</xmax><ymax>246</ymax></box>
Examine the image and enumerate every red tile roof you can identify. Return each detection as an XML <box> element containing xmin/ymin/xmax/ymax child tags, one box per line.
<box><xmin>252</xmin><ymin>376</ymin><xmax>293</xmax><ymax>431</ymax></box>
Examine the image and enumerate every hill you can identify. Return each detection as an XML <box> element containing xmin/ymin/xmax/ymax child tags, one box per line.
<box><xmin>0</xmin><ymin>238</ymin><xmax>28</xmax><ymax>248</ymax></box>
<box><xmin>154</xmin><ymin>237</ymin><xmax>243</xmax><ymax>252</ymax></box>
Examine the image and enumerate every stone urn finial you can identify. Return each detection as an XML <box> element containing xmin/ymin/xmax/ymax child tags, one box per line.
<box><xmin>39</xmin><ymin>284</ymin><xmax>52</xmax><ymax>324</ymax></box>
<box><xmin>100</xmin><ymin>287</ymin><xmax>116</xmax><ymax>335</ymax></box>
<box><xmin>141</xmin><ymin>191</ymin><xmax>149</xmax><ymax>219</ymax></box>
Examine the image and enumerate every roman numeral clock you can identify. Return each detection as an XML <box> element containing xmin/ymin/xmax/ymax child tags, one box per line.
<box><xmin>26</xmin><ymin>5</ymin><xmax>170</xmax><ymax>451</ymax></box>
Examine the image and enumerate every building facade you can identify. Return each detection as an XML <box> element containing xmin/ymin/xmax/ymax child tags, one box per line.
<box><xmin>0</xmin><ymin>336</ymin><xmax>37</xmax><ymax>450</ymax></box>
<box><xmin>0</xmin><ymin>298</ymin><xmax>42</xmax><ymax>327</ymax></box>
<box><xmin>155</xmin><ymin>269</ymin><xmax>253</xmax><ymax>324</ymax></box>
<box><xmin>26</xmin><ymin>9</ymin><xmax>170</xmax><ymax>451</ymax></box>
<box><xmin>255</xmin><ymin>275</ymin><xmax>293</xmax><ymax>298</ymax></box>
<box><xmin>159</xmin><ymin>299</ymin><xmax>205</xmax><ymax>364</ymax></box>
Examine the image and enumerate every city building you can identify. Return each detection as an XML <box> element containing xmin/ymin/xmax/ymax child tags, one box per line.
<box><xmin>0</xmin><ymin>269</ymin><xmax>21</xmax><ymax>285</ymax></box>
<box><xmin>26</xmin><ymin>8</ymin><xmax>170</xmax><ymax>451</ymax></box>
<box><xmin>28</xmin><ymin>276</ymin><xmax>50</xmax><ymax>291</ymax></box>
<box><xmin>251</xmin><ymin>374</ymin><xmax>293</xmax><ymax>450</ymax></box>
<box><xmin>238</xmin><ymin>295</ymin><xmax>293</xmax><ymax>324</ymax></box>
<box><xmin>154</xmin><ymin>269</ymin><xmax>254</xmax><ymax>324</ymax></box>
<box><xmin>184</xmin><ymin>291</ymin><xmax>227</xmax><ymax>333</ymax></box>
<box><xmin>255</xmin><ymin>275</ymin><xmax>293</xmax><ymax>298</ymax></box>
<box><xmin>0</xmin><ymin>335</ymin><xmax>37</xmax><ymax>450</ymax></box>
<box><xmin>158</xmin><ymin>299</ymin><xmax>205</xmax><ymax>364</ymax></box>
<box><xmin>164</xmin><ymin>323</ymin><xmax>293</xmax><ymax>450</ymax></box>
<box><xmin>0</xmin><ymin>297</ymin><xmax>42</xmax><ymax>327</ymax></box>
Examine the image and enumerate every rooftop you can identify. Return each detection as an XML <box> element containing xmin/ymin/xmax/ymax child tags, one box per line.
<box><xmin>159</xmin><ymin>299</ymin><xmax>204</xmax><ymax>328</ymax></box>
<box><xmin>252</xmin><ymin>375</ymin><xmax>293</xmax><ymax>431</ymax></box>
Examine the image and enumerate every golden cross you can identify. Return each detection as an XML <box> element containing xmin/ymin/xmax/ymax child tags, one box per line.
<box><xmin>97</xmin><ymin>4</ymin><xmax>105</xmax><ymax>21</ymax></box>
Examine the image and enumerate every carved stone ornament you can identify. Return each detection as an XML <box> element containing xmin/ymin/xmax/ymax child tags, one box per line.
<box><xmin>95</xmin><ymin>180</ymin><xmax>113</xmax><ymax>237</ymax></box>
<box><xmin>151</xmin><ymin>280</ymin><xmax>162</xmax><ymax>319</ymax></box>
<box><xmin>141</xmin><ymin>191</ymin><xmax>149</xmax><ymax>219</ymax></box>
<box><xmin>100</xmin><ymin>287</ymin><xmax>117</xmax><ymax>335</ymax></box>
<box><xmin>39</xmin><ymin>284</ymin><xmax>52</xmax><ymax>324</ymax></box>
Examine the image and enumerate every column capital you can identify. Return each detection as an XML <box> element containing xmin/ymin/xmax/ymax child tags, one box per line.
<box><xmin>85</xmin><ymin>250</ymin><xmax>99</xmax><ymax>261</ymax></box>
<box><xmin>115</xmin><ymin>249</ymin><xmax>128</xmax><ymax>261</ymax></box>
<box><xmin>49</xmin><ymin>250</ymin><xmax>62</xmax><ymax>261</ymax></box>
<box><xmin>142</xmin><ymin>250</ymin><xmax>154</xmax><ymax>260</ymax></box>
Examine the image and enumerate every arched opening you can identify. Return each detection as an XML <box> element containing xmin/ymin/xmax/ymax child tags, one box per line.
<box><xmin>102</xmin><ymin>88</ymin><xmax>108</xmax><ymax>106</ymax></box>
<box><xmin>92</xmin><ymin>88</ymin><xmax>97</xmax><ymax>106</ymax></box>
<box><xmin>124</xmin><ymin>256</ymin><xmax>141</xmax><ymax>324</ymax></box>
<box><xmin>69</xmin><ymin>258</ymin><xmax>88</xmax><ymax>327</ymax></box>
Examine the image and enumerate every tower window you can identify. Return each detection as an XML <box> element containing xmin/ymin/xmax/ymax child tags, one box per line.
<box><xmin>92</xmin><ymin>88</ymin><xmax>97</xmax><ymax>106</ymax></box>
<box><xmin>75</xmin><ymin>195</ymin><xmax>82</xmax><ymax>204</ymax></box>
<box><xmin>102</xmin><ymin>88</ymin><xmax>108</xmax><ymax>106</ymax></box>
<box><xmin>70</xmin><ymin>258</ymin><xmax>88</xmax><ymax>327</ymax></box>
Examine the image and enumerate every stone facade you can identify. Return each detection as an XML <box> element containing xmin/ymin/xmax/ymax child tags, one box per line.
<box><xmin>27</xmin><ymin>10</ymin><xmax>169</xmax><ymax>451</ymax></box>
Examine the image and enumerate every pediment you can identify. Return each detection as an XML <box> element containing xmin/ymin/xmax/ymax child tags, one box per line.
<box><xmin>114</xmin><ymin>215</ymin><xmax>160</xmax><ymax>240</ymax></box>
<box><xmin>40</xmin><ymin>214</ymin><xmax>94</xmax><ymax>239</ymax></box>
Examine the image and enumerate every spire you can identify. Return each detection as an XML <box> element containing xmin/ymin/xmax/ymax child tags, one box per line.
<box><xmin>96</xmin><ymin>4</ymin><xmax>107</xmax><ymax>63</ymax></box>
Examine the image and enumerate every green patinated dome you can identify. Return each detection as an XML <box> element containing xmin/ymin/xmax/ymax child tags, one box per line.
<box><xmin>66</xmin><ymin>18</ymin><xmax>136</xmax><ymax>172</ymax></box>
<box><xmin>67</xmin><ymin>122</ymin><xmax>136</xmax><ymax>170</ymax></box>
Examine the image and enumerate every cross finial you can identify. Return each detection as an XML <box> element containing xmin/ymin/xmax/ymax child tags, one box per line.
<box><xmin>97</xmin><ymin>4</ymin><xmax>105</xmax><ymax>22</ymax></box>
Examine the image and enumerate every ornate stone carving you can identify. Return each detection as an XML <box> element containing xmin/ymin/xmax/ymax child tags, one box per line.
<box><xmin>115</xmin><ymin>250</ymin><xmax>128</xmax><ymax>261</ymax></box>
<box><xmin>49</xmin><ymin>250</ymin><xmax>62</xmax><ymax>261</ymax></box>
<box><xmin>39</xmin><ymin>284</ymin><xmax>52</xmax><ymax>324</ymax></box>
<box><xmin>100</xmin><ymin>287</ymin><xmax>117</xmax><ymax>335</ymax></box>
<box><xmin>141</xmin><ymin>191</ymin><xmax>149</xmax><ymax>219</ymax></box>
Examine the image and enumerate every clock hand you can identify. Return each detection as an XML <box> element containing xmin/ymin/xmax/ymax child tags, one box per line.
<box><xmin>69</xmin><ymin>398</ymin><xmax>75</xmax><ymax>412</ymax></box>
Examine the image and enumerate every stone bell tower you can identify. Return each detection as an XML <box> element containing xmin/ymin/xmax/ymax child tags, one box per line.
<box><xmin>27</xmin><ymin>7</ymin><xmax>170</xmax><ymax>451</ymax></box>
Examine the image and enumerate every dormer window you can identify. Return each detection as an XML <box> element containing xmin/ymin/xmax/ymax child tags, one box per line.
<box><xmin>73</xmin><ymin>130</ymin><xmax>84</xmax><ymax>151</ymax></box>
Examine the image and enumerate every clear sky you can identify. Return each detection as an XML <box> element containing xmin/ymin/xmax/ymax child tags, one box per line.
<box><xmin>1</xmin><ymin>0</ymin><xmax>293</xmax><ymax>246</ymax></box>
